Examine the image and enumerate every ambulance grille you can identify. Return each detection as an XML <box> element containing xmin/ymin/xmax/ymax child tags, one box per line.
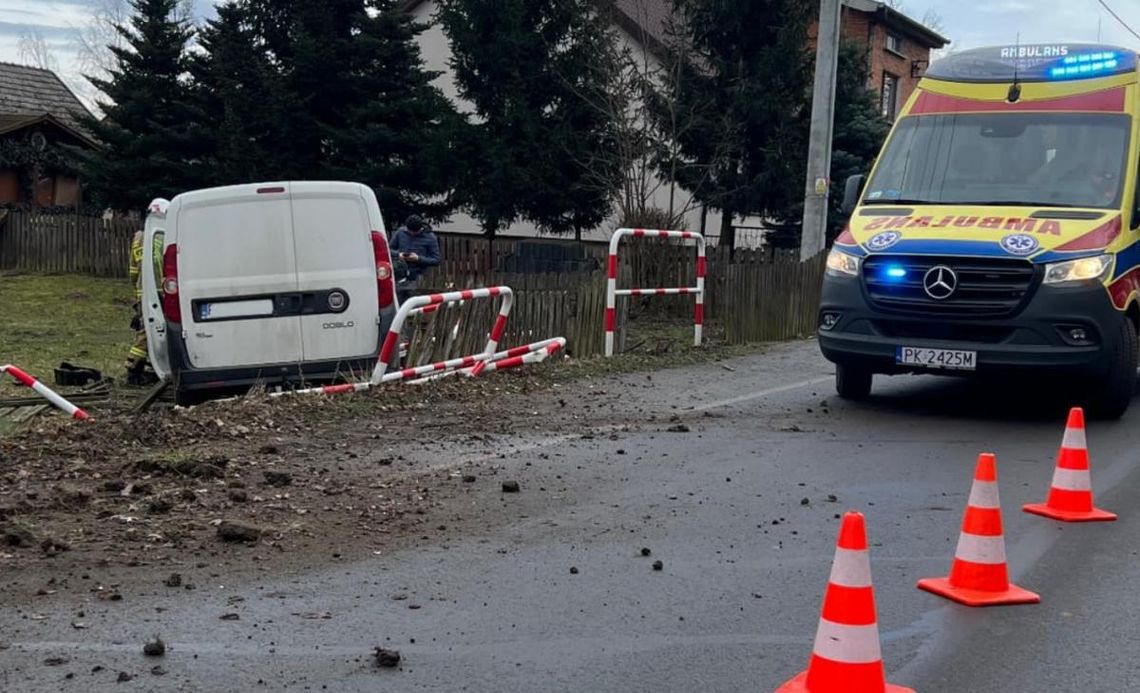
<box><xmin>862</xmin><ymin>255</ymin><xmax>1038</xmax><ymax>317</ymax></box>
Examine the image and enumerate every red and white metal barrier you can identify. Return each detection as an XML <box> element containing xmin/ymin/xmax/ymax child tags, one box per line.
<box><xmin>272</xmin><ymin>286</ymin><xmax>514</xmax><ymax>398</ymax></box>
<box><xmin>0</xmin><ymin>364</ymin><xmax>91</xmax><ymax>421</ymax></box>
<box><xmin>605</xmin><ymin>228</ymin><xmax>705</xmax><ymax>357</ymax></box>
<box><xmin>373</xmin><ymin>286</ymin><xmax>513</xmax><ymax>384</ymax></box>
<box><xmin>407</xmin><ymin>337</ymin><xmax>566</xmax><ymax>384</ymax></box>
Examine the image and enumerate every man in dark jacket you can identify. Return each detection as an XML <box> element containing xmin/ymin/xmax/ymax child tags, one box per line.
<box><xmin>389</xmin><ymin>214</ymin><xmax>441</xmax><ymax>305</ymax></box>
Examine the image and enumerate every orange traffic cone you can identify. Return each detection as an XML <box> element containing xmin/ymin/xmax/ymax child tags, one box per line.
<box><xmin>1023</xmin><ymin>407</ymin><xmax>1116</xmax><ymax>523</ymax></box>
<box><xmin>775</xmin><ymin>511</ymin><xmax>913</xmax><ymax>693</ymax></box>
<box><xmin>917</xmin><ymin>453</ymin><xmax>1039</xmax><ymax>607</ymax></box>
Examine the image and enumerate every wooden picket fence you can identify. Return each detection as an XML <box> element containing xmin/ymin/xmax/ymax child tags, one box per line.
<box><xmin>0</xmin><ymin>210</ymin><xmax>825</xmax><ymax>355</ymax></box>
<box><xmin>0</xmin><ymin>210</ymin><xmax>136</xmax><ymax>278</ymax></box>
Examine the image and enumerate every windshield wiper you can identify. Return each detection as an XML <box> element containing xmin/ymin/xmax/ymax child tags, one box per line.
<box><xmin>861</xmin><ymin>198</ymin><xmax>944</xmax><ymax>205</ymax></box>
<box><xmin>977</xmin><ymin>201</ymin><xmax>1083</xmax><ymax>208</ymax></box>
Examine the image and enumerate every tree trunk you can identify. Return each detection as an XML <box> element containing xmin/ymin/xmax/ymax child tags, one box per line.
<box><xmin>720</xmin><ymin>208</ymin><xmax>736</xmax><ymax>257</ymax></box>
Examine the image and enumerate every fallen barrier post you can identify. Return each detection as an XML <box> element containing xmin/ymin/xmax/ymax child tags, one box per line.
<box><xmin>0</xmin><ymin>364</ymin><xmax>92</xmax><ymax>421</ymax></box>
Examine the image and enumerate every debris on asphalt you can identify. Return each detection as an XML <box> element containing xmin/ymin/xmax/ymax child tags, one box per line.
<box><xmin>501</xmin><ymin>480</ymin><xmax>521</xmax><ymax>493</ymax></box>
<box><xmin>800</xmin><ymin>497</ymin><xmax>811</xmax><ymax>506</ymax></box>
<box><xmin>1</xmin><ymin>521</ymin><xmax>37</xmax><ymax>548</ymax></box>
<box><xmin>263</xmin><ymin>470</ymin><xmax>292</xmax><ymax>487</ymax></box>
<box><xmin>570</xmin><ymin>566</ymin><xmax>579</xmax><ymax>574</ymax></box>
<box><xmin>374</xmin><ymin>647</ymin><xmax>401</xmax><ymax>668</ymax></box>
<box><xmin>652</xmin><ymin>560</ymin><xmax>663</xmax><ymax>571</ymax></box>
<box><xmin>142</xmin><ymin>636</ymin><xmax>165</xmax><ymax>657</ymax></box>
<box><xmin>217</xmin><ymin>520</ymin><xmax>264</xmax><ymax>543</ymax></box>
<box><xmin>117</xmin><ymin>671</ymin><xmax>133</xmax><ymax>682</ymax></box>
<box><xmin>640</xmin><ymin>547</ymin><xmax>651</xmax><ymax>556</ymax></box>
<box><xmin>163</xmin><ymin>573</ymin><xmax>182</xmax><ymax>588</ymax></box>
<box><xmin>151</xmin><ymin>665</ymin><xmax>167</xmax><ymax>676</ymax></box>
<box><xmin>219</xmin><ymin>613</ymin><xmax>240</xmax><ymax>621</ymax></box>
<box><xmin>43</xmin><ymin>656</ymin><xmax>68</xmax><ymax>666</ymax></box>
<box><xmin>666</xmin><ymin>423</ymin><xmax>691</xmax><ymax>432</ymax></box>
<box><xmin>462</xmin><ymin>474</ymin><xmax>477</xmax><ymax>483</ymax></box>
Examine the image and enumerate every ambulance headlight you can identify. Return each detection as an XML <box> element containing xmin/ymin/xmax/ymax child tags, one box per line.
<box><xmin>826</xmin><ymin>249</ymin><xmax>861</xmax><ymax>277</ymax></box>
<box><xmin>1043</xmin><ymin>254</ymin><xmax>1113</xmax><ymax>285</ymax></box>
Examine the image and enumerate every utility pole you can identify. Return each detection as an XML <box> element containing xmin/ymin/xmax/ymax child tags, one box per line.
<box><xmin>800</xmin><ymin>0</ymin><xmax>842</xmax><ymax>261</ymax></box>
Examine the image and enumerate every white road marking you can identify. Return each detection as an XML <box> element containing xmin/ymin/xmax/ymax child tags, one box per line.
<box><xmin>687</xmin><ymin>376</ymin><xmax>833</xmax><ymax>412</ymax></box>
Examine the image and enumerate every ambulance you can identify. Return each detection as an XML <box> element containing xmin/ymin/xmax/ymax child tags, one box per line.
<box><xmin>140</xmin><ymin>182</ymin><xmax>398</xmax><ymax>404</ymax></box>
<box><xmin>820</xmin><ymin>44</ymin><xmax>1140</xmax><ymax>417</ymax></box>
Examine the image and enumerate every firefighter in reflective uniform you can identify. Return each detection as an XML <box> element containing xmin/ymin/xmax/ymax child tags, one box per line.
<box><xmin>125</xmin><ymin>229</ymin><xmax>156</xmax><ymax>385</ymax></box>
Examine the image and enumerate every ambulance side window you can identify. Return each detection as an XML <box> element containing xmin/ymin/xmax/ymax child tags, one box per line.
<box><xmin>1134</xmin><ymin>168</ymin><xmax>1140</xmax><ymax>229</ymax></box>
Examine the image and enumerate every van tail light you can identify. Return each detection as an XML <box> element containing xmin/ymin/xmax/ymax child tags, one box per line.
<box><xmin>371</xmin><ymin>231</ymin><xmax>395</xmax><ymax>308</ymax></box>
<box><xmin>161</xmin><ymin>244</ymin><xmax>182</xmax><ymax>323</ymax></box>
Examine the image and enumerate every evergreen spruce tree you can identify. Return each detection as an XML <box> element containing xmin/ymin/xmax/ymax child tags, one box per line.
<box><xmin>652</xmin><ymin>0</ymin><xmax>813</xmax><ymax>250</ymax></box>
<box><xmin>438</xmin><ymin>0</ymin><xmax>619</xmax><ymax>237</ymax></box>
<box><xmin>325</xmin><ymin>0</ymin><xmax>458</xmax><ymax>223</ymax></box>
<box><xmin>192</xmin><ymin>1</ymin><xmax>298</xmax><ymax>184</ymax></box>
<box><xmin>75</xmin><ymin>0</ymin><xmax>206</xmax><ymax>211</ymax></box>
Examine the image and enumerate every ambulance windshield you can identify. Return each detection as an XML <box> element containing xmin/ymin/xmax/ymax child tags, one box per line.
<box><xmin>864</xmin><ymin>112</ymin><xmax>1131</xmax><ymax>209</ymax></box>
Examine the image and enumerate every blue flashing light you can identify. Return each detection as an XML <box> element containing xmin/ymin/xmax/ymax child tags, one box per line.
<box><xmin>1049</xmin><ymin>52</ymin><xmax>1121</xmax><ymax>80</ymax></box>
<box><xmin>884</xmin><ymin>265</ymin><xmax>907</xmax><ymax>280</ymax></box>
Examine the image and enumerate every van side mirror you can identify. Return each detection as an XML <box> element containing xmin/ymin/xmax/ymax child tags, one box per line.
<box><xmin>842</xmin><ymin>175</ymin><xmax>866</xmax><ymax>215</ymax></box>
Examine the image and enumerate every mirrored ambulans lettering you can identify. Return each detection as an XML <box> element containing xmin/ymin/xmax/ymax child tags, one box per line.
<box><xmin>1000</xmin><ymin>45</ymin><xmax>1069</xmax><ymax>59</ymax></box>
<box><xmin>862</xmin><ymin>216</ymin><xmax>1062</xmax><ymax>235</ymax></box>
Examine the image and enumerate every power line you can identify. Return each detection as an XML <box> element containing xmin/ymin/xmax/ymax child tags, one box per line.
<box><xmin>1096</xmin><ymin>0</ymin><xmax>1140</xmax><ymax>43</ymax></box>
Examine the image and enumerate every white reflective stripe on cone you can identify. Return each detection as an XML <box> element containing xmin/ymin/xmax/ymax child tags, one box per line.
<box><xmin>966</xmin><ymin>480</ymin><xmax>1000</xmax><ymax>509</ymax></box>
<box><xmin>828</xmin><ymin>548</ymin><xmax>873</xmax><ymax>588</ymax></box>
<box><xmin>1050</xmin><ymin>467</ymin><xmax>1093</xmax><ymax>491</ymax></box>
<box><xmin>1061</xmin><ymin>426</ymin><xmax>1087</xmax><ymax>450</ymax></box>
<box><xmin>954</xmin><ymin>532</ymin><xmax>1007</xmax><ymax>565</ymax></box>
<box><xmin>811</xmin><ymin>619</ymin><xmax>883</xmax><ymax>664</ymax></box>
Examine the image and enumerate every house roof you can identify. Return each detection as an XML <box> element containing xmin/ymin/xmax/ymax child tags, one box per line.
<box><xmin>843</xmin><ymin>0</ymin><xmax>950</xmax><ymax>49</ymax></box>
<box><xmin>0</xmin><ymin>61</ymin><xmax>94</xmax><ymax>131</ymax></box>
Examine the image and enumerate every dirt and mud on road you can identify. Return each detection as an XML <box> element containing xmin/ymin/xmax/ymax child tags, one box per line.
<box><xmin>0</xmin><ymin>345</ymin><xmax>767</xmax><ymax>603</ymax></box>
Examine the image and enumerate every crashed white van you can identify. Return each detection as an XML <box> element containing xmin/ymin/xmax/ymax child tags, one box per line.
<box><xmin>141</xmin><ymin>182</ymin><xmax>398</xmax><ymax>403</ymax></box>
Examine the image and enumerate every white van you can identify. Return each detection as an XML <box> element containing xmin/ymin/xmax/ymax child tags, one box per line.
<box><xmin>141</xmin><ymin>182</ymin><xmax>398</xmax><ymax>403</ymax></box>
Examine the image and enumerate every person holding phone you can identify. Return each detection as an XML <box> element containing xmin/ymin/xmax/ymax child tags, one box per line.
<box><xmin>389</xmin><ymin>214</ymin><xmax>441</xmax><ymax>305</ymax></box>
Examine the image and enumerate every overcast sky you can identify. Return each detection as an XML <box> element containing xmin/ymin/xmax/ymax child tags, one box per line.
<box><xmin>1</xmin><ymin>0</ymin><xmax>1138</xmax><ymax>108</ymax></box>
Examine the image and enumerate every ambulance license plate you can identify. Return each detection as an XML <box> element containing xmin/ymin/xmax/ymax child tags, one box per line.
<box><xmin>896</xmin><ymin>346</ymin><xmax>976</xmax><ymax>371</ymax></box>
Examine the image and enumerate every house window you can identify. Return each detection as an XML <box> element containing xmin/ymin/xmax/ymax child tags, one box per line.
<box><xmin>885</xmin><ymin>32</ymin><xmax>904</xmax><ymax>56</ymax></box>
<box><xmin>881</xmin><ymin>72</ymin><xmax>900</xmax><ymax>119</ymax></box>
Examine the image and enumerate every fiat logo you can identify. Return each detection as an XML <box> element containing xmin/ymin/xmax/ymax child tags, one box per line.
<box><xmin>922</xmin><ymin>265</ymin><xmax>958</xmax><ymax>300</ymax></box>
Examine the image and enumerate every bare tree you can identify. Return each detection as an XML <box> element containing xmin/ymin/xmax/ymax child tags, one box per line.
<box><xmin>561</xmin><ymin>0</ymin><xmax>729</xmax><ymax>231</ymax></box>
<box><xmin>18</xmin><ymin>28</ymin><xmax>60</xmax><ymax>72</ymax></box>
<box><xmin>72</xmin><ymin>0</ymin><xmax>197</xmax><ymax>83</ymax></box>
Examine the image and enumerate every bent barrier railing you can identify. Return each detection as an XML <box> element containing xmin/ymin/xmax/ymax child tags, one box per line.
<box><xmin>605</xmin><ymin>228</ymin><xmax>705</xmax><ymax>357</ymax></box>
<box><xmin>272</xmin><ymin>286</ymin><xmax>563</xmax><ymax>397</ymax></box>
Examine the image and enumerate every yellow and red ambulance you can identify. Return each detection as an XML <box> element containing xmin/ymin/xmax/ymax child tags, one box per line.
<box><xmin>820</xmin><ymin>44</ymin><xmax>1140</xmax><ymax>417</ymax></box>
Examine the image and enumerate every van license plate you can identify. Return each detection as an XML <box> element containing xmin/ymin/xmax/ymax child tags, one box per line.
<box><xmin>199</xmin><ymin>299</ymin><xmax>274</xmax><ymax>321</ymax></box>
<box><xmin>896</xmin><ymin>346</ymin><xmax>976</xmax><ymax>371</ymax></box>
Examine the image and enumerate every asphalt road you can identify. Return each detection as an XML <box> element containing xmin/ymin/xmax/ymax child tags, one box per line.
<box><xmin>4</xmin><ymin>339</ymin><xmax>1140</xmax><ymax>692</ymax></box>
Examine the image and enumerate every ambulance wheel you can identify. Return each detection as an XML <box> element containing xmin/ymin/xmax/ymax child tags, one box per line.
<box><xmin>836</xmin><ymin>363</ymin><xmax>873</xmax><ymax>400</ymax></box>
<box><xmin>1088</xmin><ymin>318</ymin><xmax>1137</xmax><ymax>420</ymax></box>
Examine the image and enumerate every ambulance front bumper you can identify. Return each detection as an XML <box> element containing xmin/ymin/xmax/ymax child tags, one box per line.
<box><xmin>817</xmin><ymin>272</ymin><xmax>1122</xmax><ymax>376</ymax></box>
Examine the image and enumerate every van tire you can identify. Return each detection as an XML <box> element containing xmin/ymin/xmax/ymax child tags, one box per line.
<box><xmin>836</xmin><ymin>363</ymin><xmax>873</xmax><ymax>400</ymax></box>
<box><xmin>1088</xmin><ymin>318</ymin><xmax>1137</xmax><ymax>420</ymax></box>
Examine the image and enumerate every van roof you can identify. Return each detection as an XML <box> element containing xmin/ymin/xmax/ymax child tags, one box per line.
<box><xmin>926</xmin><ymin>44</ymin><xmax>1137</xmax><ymax>84</ymax></box>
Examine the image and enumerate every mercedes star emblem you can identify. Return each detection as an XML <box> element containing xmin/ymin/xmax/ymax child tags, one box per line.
<box><xmin>922</xmin><ymin>265</ymin><xmax>958</xmax><ymax>300</ymax></box>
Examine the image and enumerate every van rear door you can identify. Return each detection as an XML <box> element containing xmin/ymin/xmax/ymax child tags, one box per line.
<box><xmin>176</xmin><ymin>184</ymin><xmax>303</xmax><ymax>369</ymax></box>
<box><xmin>290</xmin><ymin>182</ymin><xmax>381</xmax><ymax>365</ymax></box>
<box><xmin>141</xmin><ymin>211</ymin><xmax>171</xmax><ymax>381</ymax></box>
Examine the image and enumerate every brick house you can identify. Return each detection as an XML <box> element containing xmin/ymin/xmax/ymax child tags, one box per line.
<box><xmin>0</xmin><ymin>62</ymin><xmax>97</xmax><ymax>208</ymax></box>
<box><xmin>837</xmin><ymin>0</ymin><xmax>950</xmax><ymax>121</ymax></box>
